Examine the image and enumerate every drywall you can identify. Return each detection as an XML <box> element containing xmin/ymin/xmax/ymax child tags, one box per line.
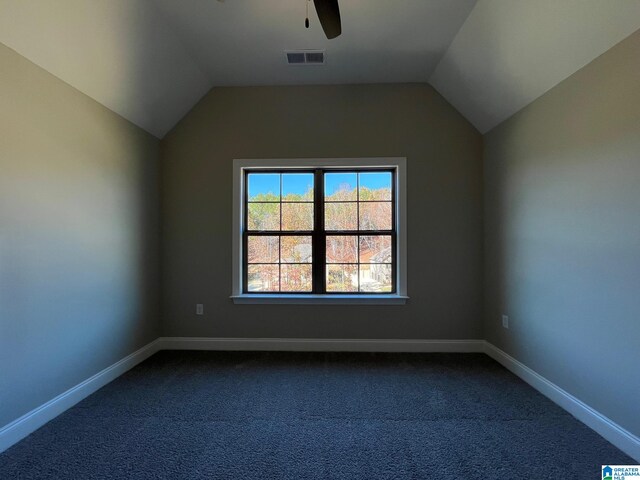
<box><xmin>484</xmin><ymin>31</ymin><xmax>640</xmax><ymax>437</ymax></box>
<box><xmin>0</xmin><ymin>43</ymin><xmax>160</xmax><ymax>427</ymax></box>
<box><xmin>0</xmin><ymin>0</ymin><xmax>211</xmax><ymax>138</ymax></box>
<box><xmin>429</xmin><ymin>0</ymin><xmax>640</xmax><ymax>133</ymax></box>
<box><xmin>161</xmin><ymin>84</ymin><xmax>483</xmax><ymax>339</ymax></box>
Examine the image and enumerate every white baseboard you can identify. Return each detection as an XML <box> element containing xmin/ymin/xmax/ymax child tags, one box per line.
<box><xmin>158</xmin><ymin>337</ymin><xmax>486</xmax><ymax>353</ymax></box>
<box><xmin>0</xmin><ymin>339</ymin><xmax>161</xmax><ymax>454</ymax></box>
<box><xmin>484</xmin><ymin>341</ymin><xmax>640</xmax><ymax>462</ymax></box>
<box><xmin>3</xmin><ymin>337</ymin><xmax>637</xmax><ymax>463</ymax></box>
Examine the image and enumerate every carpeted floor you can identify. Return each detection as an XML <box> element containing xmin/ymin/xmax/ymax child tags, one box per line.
<box><xmin>0</xmin><ymin>351</ymin><xmax>634</xmax><ymax>479</ymax></box>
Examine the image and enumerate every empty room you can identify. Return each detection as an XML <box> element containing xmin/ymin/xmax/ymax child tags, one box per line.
<box><xmin>1</xmin><ymin>0</ymin><xmax>639</xmax><ymax>478</ymax></box>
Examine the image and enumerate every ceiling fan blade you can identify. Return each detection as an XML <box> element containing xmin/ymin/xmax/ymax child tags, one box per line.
<box><xmin>313</xmin><ymin>0</ymin><xmax>342</xmax><ymax>39</ymax></box>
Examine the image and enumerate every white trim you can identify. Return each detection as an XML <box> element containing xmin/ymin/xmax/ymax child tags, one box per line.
<box><xmin>158</xmin><ymin>337</ymin><xmax>484</xmax><ymax>353</ymax></box>
<box><xmin>484</xmin><ymin>341</ymin><xmax>640</xmax><ymax>462</ymax></box>
<box><xmin>231</xmin><ymin>158</ymin><xmax>408</xmax><ymax>301</ymax></box>
<box><xmin>231</xmin><ymin>158</ymin><xmax>243</xmax><ymax>296</ymax></box>
<box><xmin>0</xmin><ymin>339</ymin><xmax>161</xmax><ymax>454</ymax></box>
<box><xmin>231</xmin><ymin>294</ymin><xmax>408</xmax><ymax>305</ymax></box>
<box><xmin>3</xmin><ymin>337</ymin><xmax>637</xmax><ymax>462</ymax></box>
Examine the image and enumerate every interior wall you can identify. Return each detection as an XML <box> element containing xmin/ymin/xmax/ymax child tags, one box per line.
<box><xmin>484</xmin><ymin>30</ymin><xmax>640</xmax><ymax>437</ymax></box>
<box><xmin>0</xmin><ymin>43</ymin><xmax>160</xmax><ymax>428</ymax></box>
<box><xmin>161</xmin><ymin>84</ymin><xmax>483</xmax><ymax>339</ymax></box>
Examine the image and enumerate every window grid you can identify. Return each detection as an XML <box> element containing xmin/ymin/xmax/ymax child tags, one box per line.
<box><xmin>244</xmin><ymin>168</ymin><xmax>396</xmax><ymax>294</ymax></box>
<box><xmin>356</xmin><ymin>173</ymin><xmax>360</xmax><ymax>292</ymax></box>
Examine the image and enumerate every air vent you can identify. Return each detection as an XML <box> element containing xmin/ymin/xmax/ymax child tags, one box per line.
<box><xmin>285</xmin><ymin>50</ymin><xmax>325</xmax><ymax>65</ymax></box>
<box><xmin>286</xmin><ymin>52</ymin><xmax>305</xmax><ymax>64</ymax></box>
<box><xmin>305</xmin><ymin>52</ymin><xmax>324</xmax><ymax>64</ymax></box>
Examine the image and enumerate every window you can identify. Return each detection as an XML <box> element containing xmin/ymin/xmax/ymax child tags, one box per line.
<box><xmin>232</xmin><ymin>158</ymin><xmax>407</xmax><ymax>304</ymax></box>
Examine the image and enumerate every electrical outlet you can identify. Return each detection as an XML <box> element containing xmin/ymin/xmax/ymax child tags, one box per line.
<box><xmin>196</xmin><ymin>304</ymin><xmax>204</xmax><ymax>315</ymax></box>
<box><xmin>502</xmin><ymin>314</ymin><xmax>509</xmax><ymax>329</ymax></box>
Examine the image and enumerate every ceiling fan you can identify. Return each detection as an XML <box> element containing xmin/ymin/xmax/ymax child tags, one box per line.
<box><xmin>216</xmin><ymin>0</ymin><xmax>341</xmax><ymax>40</ymax></box>
<box><xmin>306</xmin><ymin>0</ymin><xmax>342</xmax><ymax>39</ymax></box>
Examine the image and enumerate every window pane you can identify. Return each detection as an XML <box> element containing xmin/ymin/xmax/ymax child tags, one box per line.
<box><xmin>248</xmin><ymin>203</ymin><xmax>280</xmax><ymax>231</ymax></box>
<box><xmin>247</xmin><ymin>264</ymin><xmax>279</xmax><ymax>292</ymax></box>
<box><xmin>243</xmin><ymin>168</ymin><xmax>398</xmax><ymax>296</ymax></box>
<box><xmin>281</xmin><ymin>236</ymin><xmax>312</xmax><ymax>263</ymax></box>
<box><xmin>325</xmin><ymin>202</ymin><xmax>357</xmax><ymax>230</ymax></box>
<box><xmin>281</xmin><ymin>264</ymin><xmax>313</xmax><ymax>292</ymax></box>
<box><xmin>326</xmin><ymin>264</ymin><xmax>358</xmax><ymax>292</ymax></box>
<box><xmin>326</xmin><ymin>236</ymin><xmax>357</xmax><ymax>263</ymax></box>
<box><xmin>325</xmin><ymin>172</ymin><xmax>357</xmax><ymax>201</ymax></box>
<box><xmin>282</xmin><ymin>203</ymin><xmax>313</xmax><ymax>231</ymax></box>
<box><xmin>359</xmin><ymin>264</ymin><xmax>392</xmax><ymax>292</ymax></box>
<box><xmin>359</xmin><ymin>202</ymin><xmax>392</xmax><ymax>230</ymax></box>
<box><xmin>283</xmin><ymin>173</ymin><xmax>314</xmax><ymax>201</ymax></box>
<box><xmin>359</xmin><ymin>172</ymin><xmax>392</xmax><ymax>201</ymax></box>
<box><xmin>248</xmin><ymin>173</ymin><xmax>280</xmax><ymax>201</ymax></box>
<box><xmin>247</xmin><ymin>236</ymin><xmax>279</xmax><ymax>263</ymax></box>
<box><xmin>359</xmin><ymin>235</ymin><xmax>392</xmax><ymax>263</ymax></box>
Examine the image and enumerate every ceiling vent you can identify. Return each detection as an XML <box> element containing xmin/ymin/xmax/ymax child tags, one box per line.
<box><xmin>286</xmin><ymin>50</ymin><xmax>325</xmax><ymax>65</ymax></box>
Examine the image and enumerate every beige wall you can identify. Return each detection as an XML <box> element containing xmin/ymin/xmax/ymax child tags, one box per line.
<box><xmin>161</xmin><ymin>84</ymin><xmax>483</xmax><ymax>339</ymax></box>
<box><xmin>3</xmin><ymin>18</ymin><xmax>638</xmax><ymax>452</ymax></box>
<box><xmin>0</xmin><ymin>43</ymin><xmax>160</xmax><ymax>427</ymax></box>
<box><xmin>484</xmin><ymin>31</ymin><xmax>640</xmax><ymax>436</ymax></box>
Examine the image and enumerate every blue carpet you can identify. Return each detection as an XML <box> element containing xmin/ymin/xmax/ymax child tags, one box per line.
<box><xmin>0</xmin><ymin>351</ymin><xmax>634</xmax><ymax>479</ymax></box>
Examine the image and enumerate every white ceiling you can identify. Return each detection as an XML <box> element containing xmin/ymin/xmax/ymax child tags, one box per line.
<box><xmin>430</xmin><ymin>0</ymin><xmax>640</xmax><ymax>133</ymax></box>
<box><xmin>0</xmin><ymin>0</ymin><xmax>639</xmax><ymax>138</ymax></box>
<box><xmin>0</xmin><ymin>0</ymin><xmax>476</xmax><ymax>137</ymax></box>
<box><xmin>0</xmin><ymin>0</ymin><xmax>210</xmax><ymax>138</ymax></box>
<box><xmin>151</xmin><ymin>0</ymin><xmax>477</xmax><ymax>86</ymax></box>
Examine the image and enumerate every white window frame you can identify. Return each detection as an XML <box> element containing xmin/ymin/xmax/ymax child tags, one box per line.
<box><xmin>231</xmin><ymin>158</ymin><xmax>408</xmax><ymax>305</ymax></box>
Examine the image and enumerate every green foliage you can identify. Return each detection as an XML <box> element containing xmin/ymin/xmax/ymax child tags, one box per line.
<box><xmin>251</xmin><ymin>192</ymin><xmax>280</xmax><ymax>202</ymax></box>
<box><xmin>248</xmin><ymin>203</ymin><xmax>279</xmax><ymax>230</ymax></box>
<box><xmin>246</xmin><ymin>182</ymin><xmax>392</xmax><ymax>292</ymax></box>
<box><xmin>358</xmin><ymin>187</ymin><xmax>391</xmax><ymax>201</ymax></box>
<box><xmin>283</xmin><ymin>187</ymin><xmax>313</xmax><ymax>202</ymax></box>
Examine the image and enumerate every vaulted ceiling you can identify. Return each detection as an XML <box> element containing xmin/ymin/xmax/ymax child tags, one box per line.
<box><xmin>1</xmin><ymin>0</ymin><xmax>639</xmax><ymax>138</ymax></box>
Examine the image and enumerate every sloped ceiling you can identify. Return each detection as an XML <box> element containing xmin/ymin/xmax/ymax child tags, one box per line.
<box><xmin>0</xmin><ymin>0</ymin><xmax>476</xmax><ymax>138</ymax></box>
<box><xmin>0</xmin><ymin>0</ymin><xmax>639</xmax><ymax>138</ymax></box>
<box><xmin>430</xmin><ymin>0</ymin><xmax>640</xmax><ymax>133</ymax></box>
<box><xmin>150</xmin><ymin>0</ymin><xmax>477</xmax><ymax>86</ymax></box>
<box><xmin>0</xmin><ymin>0</ymin><xmax>210</xmax><ymax>138</ymax></box>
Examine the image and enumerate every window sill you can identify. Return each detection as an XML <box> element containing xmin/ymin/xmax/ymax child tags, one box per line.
<box><xmin>230</xmin><ymin>294</ymin><xmax>409</xmax><ymax>305</ymax></box>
